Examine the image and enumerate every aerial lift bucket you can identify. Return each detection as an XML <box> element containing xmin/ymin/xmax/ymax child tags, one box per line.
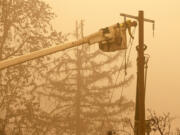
<box><xmin>99</xmin><ymin>20</ymin><xmax>137</xmax><ymax>52</ymax></box>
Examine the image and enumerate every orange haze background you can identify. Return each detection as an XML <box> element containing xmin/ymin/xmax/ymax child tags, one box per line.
<box><xmin>45</xmin><ymin>0</ymin><xmax>180</xmax><ymax>127</ymax></box>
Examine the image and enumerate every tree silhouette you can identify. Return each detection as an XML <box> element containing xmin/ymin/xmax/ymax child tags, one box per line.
<box><xmin>34</xmin><ymin>21</ymin><xmax>135</xmax><ymax>135</ymax></box>
<box><xmin>146</xmin><ymin>109</ymin><xmax>175</xmax><ymax>135</ymax></box>
<box><xmin>0</xmin><ymin>0</ymin><xmax>65</xmax><ymax>134</ymax></box>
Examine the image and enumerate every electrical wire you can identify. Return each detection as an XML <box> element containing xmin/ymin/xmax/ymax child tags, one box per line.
<box><xmin>109</xmin><ymin>27</ymin><xmax>136</xmax><ymax>102</ymax></box>
<box><xmin>101</xmin><ymin>27</ymin><xmax>136</xmax><ymax>134</ymax></box>
<box><xmin>119</xmin><ymin>27</ymin><xmax>136</xmax><ymax>99</ymax></box>
<box><xmin>144</xmin><ymin>54</ymin><xmax>150</xmax><ymax>93</ymax></box>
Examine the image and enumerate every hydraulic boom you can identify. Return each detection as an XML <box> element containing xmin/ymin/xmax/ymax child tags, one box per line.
<box><xmin>0</xmin><ymin>20</ymin><xmax>137</xmax><ymax>70</ymax></box>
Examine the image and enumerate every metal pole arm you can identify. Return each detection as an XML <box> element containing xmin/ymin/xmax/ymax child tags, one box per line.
<box><xmin>120</xmin><ymin>13</ymin><xmax>155</xmax><ymax>23</ymax></box>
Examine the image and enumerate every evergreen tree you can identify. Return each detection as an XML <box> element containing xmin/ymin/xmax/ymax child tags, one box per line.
<box><xmin>35</xmin><ymin>21</ymin><xmax>135</xmax><ymax>135</ymax></box>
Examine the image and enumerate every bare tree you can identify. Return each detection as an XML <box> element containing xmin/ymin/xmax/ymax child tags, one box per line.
<box><xmin>146</xmin><ymin>109</ymin><xmax>175</xmax><ymax>135</ymax></box>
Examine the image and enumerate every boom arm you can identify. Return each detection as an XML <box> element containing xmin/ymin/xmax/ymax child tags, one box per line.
<box><xmin>0</xmin><ymin>20</ymin><xmax>137</xmax><ymax>70</ymax></box>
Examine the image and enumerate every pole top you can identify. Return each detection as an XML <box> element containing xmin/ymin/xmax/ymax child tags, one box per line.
<box><xmin>120</xmin><ymin>12</ymin><xmax>155</xmax><ymax>23</ymax></box>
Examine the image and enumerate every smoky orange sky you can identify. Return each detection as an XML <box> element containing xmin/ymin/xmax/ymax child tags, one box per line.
<box><xmin>45</xmin><ymin>0</ymin><xmax>180</xmax><ymax>127</ymax></box>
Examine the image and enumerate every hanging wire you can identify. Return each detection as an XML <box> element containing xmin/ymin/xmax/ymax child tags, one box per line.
<box><xmin>109</xmin><ymin>26</ymin><xmax>136</xmax><ymax>102</ymax></box>
<box><xmin>119</xmin><ymin>27</ymin><xmax>136</xmax><ymax>100</ymax></box>
<box><xmin>124</xmin><ymin>17</ymin><xmax>127</xmax><ymax>76</ymax></box>
<box><xmin>144</xmin><ymin>54</ymin><xmax>150</xmax><ymax>93</ymax></box>
<box><xmin>152</xmin><ymin>23</ymin><xmax>155</xmax><ymax>37</ymax></box>
<box><xmin>126</xmin><ymin>27</ymin><xmax>137</xmax><ymax>65</ymax></box>
<box><xmin>101</xmin><ymin>26</ymin><xmax>136</xmax><ymax>134</ymax></box>
<box><xmin>98</xmin><ymin>21</ymin><xmax>137</xmax><ymax>134</ymax></box>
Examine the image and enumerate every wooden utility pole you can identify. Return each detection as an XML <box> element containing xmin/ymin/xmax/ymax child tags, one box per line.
<box><xmin>136</xmin><ymin>11</ymin><xmax>146</xmax><ymax>135</ymax></box>
<box><xmin>120</xmin><ymin>11</ymin><xmax>154</xmax><ymax>135</ymax></box>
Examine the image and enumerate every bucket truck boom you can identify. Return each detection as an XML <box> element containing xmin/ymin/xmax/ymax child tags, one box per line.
<box><xmin>0</xmin><ymin>20</ymin><xmax>137</xmax><ymax>70</ymax></box>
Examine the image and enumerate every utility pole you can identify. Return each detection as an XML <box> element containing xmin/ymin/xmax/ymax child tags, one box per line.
<box><xmin>136</xmin><ymin>11</ymin><xmax>146</xmax><ymax>135</ymax></box>
<box><xmin>120</xmin><ymin>11</ymin><xmax>154</xmax><ymax>135</ymax></box>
